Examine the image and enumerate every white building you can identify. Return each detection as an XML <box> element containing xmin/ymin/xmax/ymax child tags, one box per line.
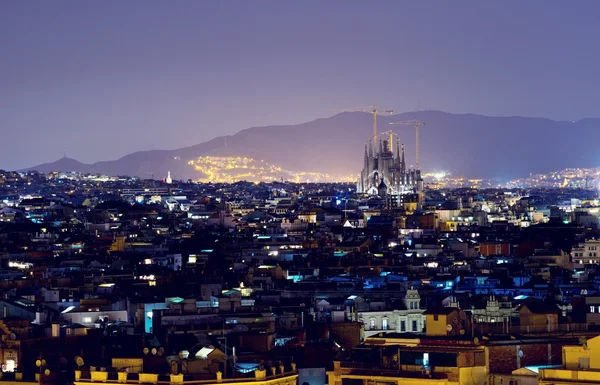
<box><xmin>352</xmin><ymin>289</ymin><xmax>426</xmax><ymax>337</ymax></box>
<box><xmin>280</xmin><ymin>218</ymin><xmax>309</xmax><ymax>232</ymax></box>
<box><xmin>572</xmin><ymin>239</ymin><xmax>600</xmax><ymax>265</ymax></box>
<box><xmin>470</xmin><ymin>295</ymin><xmax>518</xmax><ymax>324</ymax></box>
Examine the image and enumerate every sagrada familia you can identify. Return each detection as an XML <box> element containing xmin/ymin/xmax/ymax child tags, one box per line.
<box><xmin>356</xmin><ymin>135</ymin><xmax>423</xmax><ymax>198</ymax></box>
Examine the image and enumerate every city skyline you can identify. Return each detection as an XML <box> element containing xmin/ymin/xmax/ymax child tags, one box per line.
<box><xmin>2</xmin><ymin>0</ymin><xmax>600</xmax><ymax>170</ymax></box>
<box><xmin>18</xmin><ymin>110</ymin><xmax>600</xmax><ymax>182</ymax></box>
<box><xmin>4</xmin><ymin>2</ymin><xmax>600</xmax><ymax>384</ymax></box>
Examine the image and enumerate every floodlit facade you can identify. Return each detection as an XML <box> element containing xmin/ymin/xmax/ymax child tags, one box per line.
<box><xmin>327</xmin><ymin>341</ymin><xmax>488</xmax><ymax>385</ymax></box>
<box><xmin>356</xmin><ymin>289</ymin><xmax>426</xmax><ymax>337</ymax></box>
<box><xmin>73</xmin><ymin>367</ymin><xmax>298</xmax><ymax>385</ymax></box>
<box><xmin>357</xmin><ymin>139</ymin><xmax>423</xmax><ymax>197</ymax></box>
<box><xmin>572</xmin><ymin>239</ymin><xmax>600</xmax><ymax>265</ymax></box>
<box><xmin>539</xmin><ymin>335</ymin><xmax>600</xmax><ymax>384</ymax></box>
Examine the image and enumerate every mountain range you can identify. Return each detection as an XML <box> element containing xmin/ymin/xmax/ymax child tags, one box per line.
<box><xmin>23</xmin><ymin>111</ymin><xmax>600</xmax><ymax>181</ymax></box>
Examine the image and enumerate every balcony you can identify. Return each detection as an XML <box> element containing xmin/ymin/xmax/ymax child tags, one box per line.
<box><xmin>335</xmin><ymin>361</ymin><xmax>448</xmax><ymax>380</ymax></box>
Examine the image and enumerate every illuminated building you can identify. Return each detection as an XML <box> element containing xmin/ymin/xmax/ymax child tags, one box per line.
<box><xmin>357</xmin><ymin>138</ymin><xmax>423</xmax><ymax>199</ymax></box>
<box><xmin>327</xmin><ymin>341</ymin><xmax>488</xmax><ymax>385</ymax></box>
<box><xmin>351</xmin><ymin>289</ymin><xmax>426</xmax><ymax>337</ymax></box>
<box><xmin>74</xmin><ymin>365</ymin><xmax>298</xmax><ymax>385</ymax></box>
<box><xmin>572</xmin><ymin>239</ymin><xmax>600</xmax><ymax>265</ymax></box>
<box><xmin>539</xmin><ymin>336</ymin><xmax>600</xmax><ymax>384</ymax></box>
<box><xmin>424</xmin><ymin>307</ymin><xmax>471</xmax><ymax>337</ymax></box>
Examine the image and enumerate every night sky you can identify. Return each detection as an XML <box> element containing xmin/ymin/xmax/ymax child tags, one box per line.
<box><xmin>1</xmin><ymin>0</ymin><xmax>599</xmax><ymax>170</ymax></box>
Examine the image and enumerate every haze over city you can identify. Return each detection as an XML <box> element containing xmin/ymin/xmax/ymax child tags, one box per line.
<box><xmin>2</xmin><ymin>0</ymin><xmax>600</xmax><ymax>173</ymax></box>
<box><xmin>6</xmin><ymin>2</ymin><xmax>600</xmax><ymax>385</ymax></box>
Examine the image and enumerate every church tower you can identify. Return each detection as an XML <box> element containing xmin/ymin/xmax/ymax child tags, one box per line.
<box><xmin>356</xmin><ymin>122</ymin><xmax>423</xmax><ymax>196</ymax></box>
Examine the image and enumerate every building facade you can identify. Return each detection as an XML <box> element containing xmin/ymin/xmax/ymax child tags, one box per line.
<box><xmin>356</xmin><ymin>138</ymin><xmax>423</xmax><ymax>198</ymax></box>
<box><xmin>356</xmin><ymin>289</ymin><xmax>426</xmax><ymax>337</ymax></box>
<box><xmin>572</xmin><ymin>239</ymin><xmax>600</xmax><ymax>265</ymax></box>
<box><xmin>539</xmin><ymin>335</ymin><xmax>600</xmax><ymax>385</ymax></box>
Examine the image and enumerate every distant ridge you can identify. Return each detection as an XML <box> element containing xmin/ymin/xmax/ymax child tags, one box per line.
<box><xmin>29</xmin><ymin>157</ymin><xmax>92</xmax><ymax>174</ymax></box>
<box><xmin>22</xmin><ymin>111</ymin><xmax>600</xmax><ymax>180</ymax></box>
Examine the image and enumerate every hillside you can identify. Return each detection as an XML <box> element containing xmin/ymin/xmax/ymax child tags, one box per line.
<box><xmin>23</xmin><ymin>111</ymin><xmax>600</xmax><ymax>180</ymax></box>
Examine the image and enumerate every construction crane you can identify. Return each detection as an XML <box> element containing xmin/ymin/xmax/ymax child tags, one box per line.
<box><xmin>337</xmin><ymin>105</ymin><xmax>393</xmax><ymax>151</ymax></box>
<box><xmin>389</xmin><ymin>119</ymin><xmax>426</xmax><ymax>170</ymax></box>
<box><xmin>379</xmin><ymin>129</ymin><xmax>397</xmax><ymax>153</ymax></box>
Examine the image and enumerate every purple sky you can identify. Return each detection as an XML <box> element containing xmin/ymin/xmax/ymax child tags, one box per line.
<box><xmin>1</xmin><ymin>0</ymin><xmax>599</xmax><ymax>170</ymax></box>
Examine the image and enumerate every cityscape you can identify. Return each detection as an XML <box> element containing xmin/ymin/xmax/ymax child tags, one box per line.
<box><xmin>3</xmin><ymin>1</ymin><xmax>600</xmax><ymax>385</ymax></box>
<box><xmin>186</xmin><ymin>155</ymin><xmax>357</xmax><ymax>184</ymax></box>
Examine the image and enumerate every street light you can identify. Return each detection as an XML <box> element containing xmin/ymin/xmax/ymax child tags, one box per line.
<box><xmin>35</xmin><ymin>359</ymin><xmax>49</xmax><ymax>384</ymax></box>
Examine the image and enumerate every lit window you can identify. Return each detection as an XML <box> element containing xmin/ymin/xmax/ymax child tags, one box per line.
<box><xmin>591</xmin><ymin>306</ymin><xmax>595</xmax><ymax>313</ymax></box>
<box><xmin>382</xmin><ymin>318</ymin><xmax>388</xmax><ymax>330</ymax></box>
<box><xmin>82</xmin><ymin>316</ymin><xmax>92</xmax><ymax>323</ymax></box>
<box><xmin>369</xmin><ymin>318</ymin><xmax>376</xmax><ymax>329</ymax></box>
<box><xmin>4</xmin><ymin>359</ymin><xmax>15</xmax><ymax>372</ymax></box>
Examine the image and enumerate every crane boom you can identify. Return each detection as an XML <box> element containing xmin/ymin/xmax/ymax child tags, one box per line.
<box><xmin>371</xmin><ymin>106</ymin><xmax>394</xmax><ymax>150</ymax></box>
<box><xmin>389</xmin><ymin>119</ymin><xmax>426</xmax><ymax>170</ymax></box>
<box><xmin>337</xmin><ymin>105</ymin><xmax>393</xmax><ymax>153</ymax></box>
<box><xmin>379</xmin><ymin>129</ymin><xmax>396</xmax><ymax>153</ymax></box>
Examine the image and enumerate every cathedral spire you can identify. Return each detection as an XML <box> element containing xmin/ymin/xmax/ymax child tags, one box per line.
<box><xmin>401</xmin><ymin>144</ymin><xmax>406</xmax><ymax>174</ymax></box>
<box><xmin>368</xmin><ymin>139</ymin><xmax>373</xmax><ymax>158</ymax></box>
<box><xmin>396</xmin><ymin>138</ymin><xmax>400</xmax><ymax>161</ymax></box>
